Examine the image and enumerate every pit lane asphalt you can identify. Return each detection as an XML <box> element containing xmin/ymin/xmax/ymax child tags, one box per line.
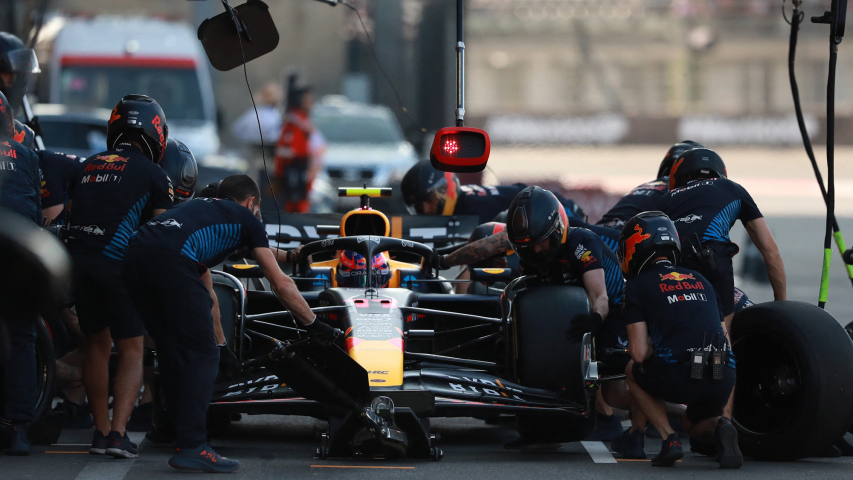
<box><xmin>4</xmin><ymin>416</ymin><xmax>853</xmax><ymax>480</ymax></box>
<box><xmin>5</xmin><ymin>216</ymin><xmax>853</xmax><ymax>479</ymax></box>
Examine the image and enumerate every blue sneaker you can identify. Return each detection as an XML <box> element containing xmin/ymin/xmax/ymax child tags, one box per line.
<box><xmin>652</xmin><ymin>433</ymin><xmax>683</xmax><ymax>467</ymax></box>
<box><xmin>7</xmin><ymin>425</ymin><xmax>31</xmax><ymax>456</ymax></box>
<box><xmin>715</xmin><ymin>419</ymin><xmax>743</xmax><ymax>469</ymax></box>
<box><xmin>89</xmin><ymin>430</ymin><xmax>108</xmax><ymax>455</ymax></box>
<box><xmin>585</xmin><ymin>413</ymin><xmax>624</xmax><ymax>442</ymax></box>
<box><xmin>611</xmin><ymin>428</ymin><xmax>646</xmax><ymax>459</ymax></box>
<box><xmin>105</xmin><ymin>431</ymin><xmax>138</xmax><ymax>459</ymax></box>
<box><xmin>169</xmin><ymin>443</ymin><xmax>240</xmax><ymax>473</ymax></box>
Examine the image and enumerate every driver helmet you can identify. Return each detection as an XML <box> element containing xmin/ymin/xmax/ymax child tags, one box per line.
<box><xmin>0</xmin><ymin>32</ymin><xmax>39</xmax><ymax>109</ymax></box>
<box><xmin>401</xmin><ymin>160</ymin><xmax>459</xmax><ymax>215</ymax></box>
<box><xmin>0</xmin><ymin>89</ymin><xmax>14</xmax><ymax>139</ymax></box>
<box><xmin>617</xmin><ymin>211</ymin><xmax>681</xmax><ymax>279</ymax></box>
<box><xmin>657</xmin><ymin>140</ymin><xmax>703</xmax><ymax>180</ymax></box>
<box><xmin>338</xmin><ymin>250</ymin><xmax>390</xmax><ymax>288</ymax></box>
<box><xmin>107</xmin><ymin>94</ymin><xmax>168</xmax><ymax>163</ymax></box>
<box><xmin>669</xmin><ymin>147</ymin><xmax>727</xmax><ymax>190</ymax></box>
<box><xmin>506</xmin><ymin>186</ymin><xmax>568</xmax><ymax>269</ymax></box>
<box><xmin>159</xmin><ymin>138</ymin><xmax>198</xmax><ymax>204</ymax></box>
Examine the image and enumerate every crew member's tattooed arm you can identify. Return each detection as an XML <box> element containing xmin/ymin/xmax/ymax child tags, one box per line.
<box><xmin>443</xmin><ymin>231</ymin><xmax>511</xmax><ymax>268</ymax></box>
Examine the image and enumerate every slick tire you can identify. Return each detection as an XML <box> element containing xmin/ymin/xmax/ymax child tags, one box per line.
<box><xmin>512</xmin><ymin>284</ymin><xmax>594</xmax><ymax>443</ymax></box>
<box><xmin>732</xmin><ymin>301</ymin><xmax>853</xmax><ymax>460</ymax></box>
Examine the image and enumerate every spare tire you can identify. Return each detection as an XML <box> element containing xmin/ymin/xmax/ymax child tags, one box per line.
<box><xmin>731</xmin><ymin>301</ymin><xmax>853</xmax><ymax>460</ymax></box>
<box><xmin>512</xmin><ymin>284</ymin><xmax>596</xmax><ymax>442</ymax></box>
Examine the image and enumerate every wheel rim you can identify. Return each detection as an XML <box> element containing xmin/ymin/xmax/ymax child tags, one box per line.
<box><xmin>732</xmin><ymin>331</ymin><xmax>804</xmax><ymax>437</ymax></box>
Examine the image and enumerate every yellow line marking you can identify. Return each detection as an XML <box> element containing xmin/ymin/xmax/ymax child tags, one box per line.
<box><xmin>310</xmin><ymin>465</ymin><xmax>415</xmax><ymax>469</ymax></box>
<box><xmin>46</xmin><ymin>451</ymin><xmax>89</xmax><ymax>454</ymax></box>
<box><xmin>615</xmin><ymin>459</ymin><xmax>682</xmax><ymax>462</ymax></box>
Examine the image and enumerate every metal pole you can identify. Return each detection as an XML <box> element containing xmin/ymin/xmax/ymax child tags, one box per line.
<box><xmin>455</xmin><ymin>0</ymin><xmax>465</xmax><ymax>127</ymax></box>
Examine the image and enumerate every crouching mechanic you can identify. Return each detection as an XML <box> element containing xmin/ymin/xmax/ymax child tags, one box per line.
<box><xmin>435</xmin><ymin>187</ymin><xmax>629</xmax><ymax>446</ymax></box>
<box><xmin>613</xmin><ymin>212</ymin><xmax>741</xmax><ymax>468</ymax></box>
<box><xmin>123</xmin><ymin>174</ymin><xmax>340</xmax><ymax>473</ymax></box>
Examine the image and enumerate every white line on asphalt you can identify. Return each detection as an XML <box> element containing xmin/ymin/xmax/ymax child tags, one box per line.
<box><xmin>581</xmin><ymin>441</ymin><xmax>618</xmax><ymax>464</ymax></box>
<box><xmin>74</xmin><ymin>461</ymin><xmax>135</xmax><ymax>480</ymax></box>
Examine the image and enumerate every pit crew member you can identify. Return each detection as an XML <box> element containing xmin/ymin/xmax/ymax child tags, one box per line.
<box><xmin>123</xmin><ymin>174</ymin><xmax>340</xmax><ymax>473</ymax></box>
<box><xmin>597</xmin><ymin>141</ymin><xmax>702</xmax><ymax>229</ymax></box>
<box><xmin>435</xmin><ymin>187</ymin><xmax>629</xmax><ymax>444</ymax></box>
<box><xmin>38</xmin><ymin>150</ymin><xmax>80</xmax><ymax>225</ymax></box>
<box><xmin>401</xmin><ymin>161</ymin><xmax>583</xmax><ymax>225</ymax></box>
<box><xmin>66</xmin><ymin>95</ymin><xmax>174</xmax><ymax>459</ymax></box>
<box><xmin>612</xmin><ymin>211</ymin><xmax>741</xmax><ymax>469</ymax></box>
<box><xmin>0</xmin><ymin>89</ymin><xmax>42</xmax><ymax>456</ymax></box>
<box><xmin>659</xmin><ymin>147</ymin><xmax>786</xmax><ymax>327</ymax></box>
<box><xmin>0</xmin><ymin>32</ymin><xmax>39</xmax><ymax>147</ymax></box>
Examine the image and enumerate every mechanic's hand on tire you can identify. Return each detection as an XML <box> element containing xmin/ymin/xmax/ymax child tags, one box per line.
<box><xmin>565</xmin><ymin>312</ymin><xmax>603</xmax><ymax>343</ymax></box>
<box><xmin>305</xmin><ymin>318</ymin><xmax>343</xmax><ymax>342</ymax></box>
<box><xmin>218</xmin><ymin>344</ymin><xmax>240</xmax><ymax>377</ymax></box>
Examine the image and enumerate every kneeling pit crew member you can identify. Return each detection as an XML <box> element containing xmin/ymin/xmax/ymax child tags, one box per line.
<box><xmin>434</xmin><ymin>187</ymin><xmax>630</xmax><ymax>444</ymax></box>
<box><xmin>612</xmin><ymin>211</ymin><xmax>741</xmax><ymax>468</ymax></box>
<box><xmin>659</xmin><ymin>147</ymin><xmax>786</xmax><ymax>327</ymax></box>
<box><xmin>596</xmin><ymin>141</ymin><xmax>702</xmax><ymax>229</ymax></box>
<box><xmin>66</xmin><ymin>94</ymin><xmax>174</xmax><ymax>459</ymax></box>
<box><xmin>401</xmin><ymin>161</ymin><xmax>584</xmax><ymax>225</ymax></box>
<box><xmin>123</xmin><ymin>174</ymin><xmax>339</xmax><ymax>473</ymax></box>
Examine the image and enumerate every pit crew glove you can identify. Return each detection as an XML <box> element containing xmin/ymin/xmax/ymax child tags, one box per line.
<box><xmin>431</xmin><ymin>254</ymin><xmax>449</xmax><ymax>271</ymax></box>
<box><xmin>304</xmin><ymin>317</ymin><xmax>343</xmax><ymax>342</ymax></box>
<box><xmin>218</xmin><ymin>344</ymin><xmax>240</xmax><ymax>377</ymax></box>
<box><xmin>565</xmin><ymin>312</ymin><xmax>603</xmax><ymax>343</ymax></box>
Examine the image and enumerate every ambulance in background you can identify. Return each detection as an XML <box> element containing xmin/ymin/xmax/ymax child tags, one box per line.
<box><xmin>38</xmin><ymin>16</ymin><xmax>221</xmax><ymax>159</ymax></box>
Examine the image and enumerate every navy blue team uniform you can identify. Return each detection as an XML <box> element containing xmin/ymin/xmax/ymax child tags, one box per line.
<box><xmin>522</xmin><ymin>227</ymin><xmax>627</xmax><ymax>350</ymax></box>
<box><xmin>0</xmin><ymin>137</ymin><xmax>42</xmax><ymax>429</ymax></box>
<box><xmin>38</xmin><ymin>150</ymin><xmax>80</xmax><ymax>212</ymax></box>
<box><xmin>458</xmin><ymin>183</ymin><xmax>582</xmax><ymax>225</ymax></box>
<box><xmin>597</xmin><ymin>178</ymin><xmax>668</xmax><ymax>229</ymax></box>
<box><xmin>568</xmin><ymin>216</ymin><xmax>620</xmax><ymax>254</ymax></box>
<box><xmin>659</xmin><ymin>178</ymin><xmax>762</xmax><ymax>316</ymax></box>
<box><xmin>123</xmin><ymin>198</ymin><xmax>269</xmax><ymax>449</ymax></box>
<box><xmin>623</xmin><ymin>259</ymin><xmax>735</xmax><ymax>424</ymax></box>
<box><xmin>67</xmin><ymin>144</ymin><xmax>173</xmax><ymax>338</ymax></box>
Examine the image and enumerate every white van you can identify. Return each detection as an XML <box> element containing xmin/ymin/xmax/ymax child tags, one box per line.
<box><xmin>46</xmin><ymin>16</ymin><xmax>221</xmax><ymax>158</ymax></box>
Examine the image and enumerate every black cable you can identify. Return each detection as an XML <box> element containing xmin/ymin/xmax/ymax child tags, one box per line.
<box><xmin>821</xmin><ymin>43</ymin><xmax>838</xmax><ymax>309</ymax></box>
<box><xmin>341</xmin><ymin>0</ymin><xmax>422</xmax><ymax>131</ymax></box>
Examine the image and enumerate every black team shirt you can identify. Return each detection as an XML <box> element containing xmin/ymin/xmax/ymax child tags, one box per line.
<box><xmin>132</xmin><ymin>197</ymin><xmax>269</xmax><ymax>269</ymax></box>
<box><xmin>67</xmin><ymin>143</ymin><xmax>173</xmax><ymax>259</ymax></box>
<box><xmin>622</xmin><ymin>259</ymin><xmax>732</xmax><ymax>366</ymax></box>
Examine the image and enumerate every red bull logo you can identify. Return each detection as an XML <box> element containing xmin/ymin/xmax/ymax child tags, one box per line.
<box><xmin>669</xmin><ymin>157</ymin><xmax>685</xmax><ymax>190</ymax></box>
<box><xmin>13</xmin><ymin>129</ymin><xmax>25</xmax><ymax>143</ymax></box>
<box><xmin>580</xmin><ymin>250</ymin><xmax>596</xmax><ymax>267</ymax></box>
<box><xmin>659</xmin><ymin>279</ymin><xmax>705</xmax><ymax>293</ymax></box>
<box><xmin>621</xmin><ymin>224</ymin><xmax>651</xmax><ymax>272</ymax></box>
<box><xmin>152</xmin><ymin>115</ymin><xmax>166</xmax><ymax>156</ymax></box>
<box><xmin>94</xmin><ymin>154</ymin><xmax>128</xmax><ymax>163</ymax></box>
<box><xmin>659</xmin><ymin>272</ymin><xmax>696</xmax><ymax>282</ymax></box>
<box><xmin>109</xmin><ymin>107</ymin><xmax>121</xmax><ymax>124</ymax></box>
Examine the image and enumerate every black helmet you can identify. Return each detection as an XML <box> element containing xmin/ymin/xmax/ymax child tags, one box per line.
<box><xmin>669</xmin><ymin>147</ymin><xmax>727</xmax><ymax>190</ymax></box>
<box><xmin>400</xmin><ymin>160</ymin><xmax>459</xmax><ymax>215</ymax></box>
<box><xmin>617</xmin><ymin>211</ymin><xmax>681</xmax><ymax>279</ymax></box>
<box><xmin>198</xmin><ymin>180</ymin><xmax>220</xmax><ymax>199</ymax></box>
<box><xmin>657</xmin><ymin>140</ymin><xmax>703</xmax><ymax>179</ymax></box>
<box><xmin>106</xmin><ymin>94</ymin><xmax>168</xmax><ymax>163</ymax></box>
<box><xmin>0</xmin><ymin>33</ymin><xmax>39</xmax><ymax>109</ymax></box>
<box><xmin>506</xmin><ymin>187</ymin><xmax>568</xmax><ymax>268</ymax></box>
<box><xmin>492</xmin><ymin>210</ymin><xmax>508</xmax><ymax>223</ymax></box>
<box><xmin>0</xmin><ymin>89</ymin><xmax>13</xmax><ymax>138</ymax></box>
<box><xmin>159</xmin><ymin>138</ymin><xmax>198</xmax><ymax>203</ymax></box>
<box><xmin>467</xmin><ymin>222</ymin><xmax>508</xmax><ymax>269</ymax></box>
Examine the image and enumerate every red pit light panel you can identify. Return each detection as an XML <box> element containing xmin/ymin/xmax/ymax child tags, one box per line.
<box><xmin>430</xmin><ymin>127</ymin><xmax>490</xmax><ymax>173</ymax></box>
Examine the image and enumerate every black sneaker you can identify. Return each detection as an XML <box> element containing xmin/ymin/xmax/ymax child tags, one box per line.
<box><xmin>715</xmin><ymin>419</ymin><xmax>743</xmax><ymax>469</ymax></box>
<box><xmin>89</xmin><ymin>430</ymin><xmax>108</xmax><ymax>455</ymax></box>
<box><xmin>7</xmin><ymin>424</ymin><xmax>31</xmax><ymax>456</ymax></box>
<box><xmin>611</xmin><ymin>428</ymin><xmax>646</xmax><ymax>459</ymax></box>
<box><xmin>126</xmin><ymin>403</ymin><xmax>153</xmax><ymax>433</ymax></box>
<box><xmin>169</xmin><ymin>443</ymin><xmax>240</xmax><ymax>473</ymax></box>
<box><xmin>105</xmin><ymin>431</ymin><xmax>138</xmax><ymax>459</ymax></box>
<box><xmin>651</xmin><ymin>433</ymin><xmax>683</xmax><ymax>467</ymax></box>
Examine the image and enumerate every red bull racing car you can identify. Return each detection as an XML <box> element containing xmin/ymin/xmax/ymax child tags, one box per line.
<box><xmin>151</xmin><ymin>188</ymin><xmax>853</xmax><ymax>462</ymax></box>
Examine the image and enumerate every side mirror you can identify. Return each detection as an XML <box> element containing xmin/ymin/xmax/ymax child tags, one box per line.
<box><xmin>429</xmin><ymin>127</ymin><xmax>490</xmax><ymax>173</ymax></box>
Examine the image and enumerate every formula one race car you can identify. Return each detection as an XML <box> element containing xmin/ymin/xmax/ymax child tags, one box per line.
<box><xmin>151</xmin><ymin>189</ymin><xmax>853</xmax><ymax>462</ymax></box>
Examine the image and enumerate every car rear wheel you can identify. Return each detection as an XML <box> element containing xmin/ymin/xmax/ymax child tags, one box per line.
<box><xmin>732</xmin><ymin>301</ymin><xmax>853</xmax><ymax>460</ymax></box>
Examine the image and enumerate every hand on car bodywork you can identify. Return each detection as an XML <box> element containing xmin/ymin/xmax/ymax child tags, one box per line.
<box><xmin>218</xmin><ymin>344</ymin><xmax>240</xmax><ymax>377</ymax></box>
<box><xmin>304</xmin><ymin>318</ymin><xmax>343</xmax><ymax>341</ymax></box>
<box><xmin>565</xmin><ymin>312</ymin><xmax>603</xmax><ymax>342</ymax></box>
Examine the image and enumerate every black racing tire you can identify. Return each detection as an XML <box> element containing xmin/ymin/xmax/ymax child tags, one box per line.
<box><xmin>512</xmin><ymin>284</ymin><xmax>595</xmax><ymax>442</ymax></box>
<box><xmin>731</xmin><ymin>301</ymin><xmax>853</xmax><ymax>460</ymax></box>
